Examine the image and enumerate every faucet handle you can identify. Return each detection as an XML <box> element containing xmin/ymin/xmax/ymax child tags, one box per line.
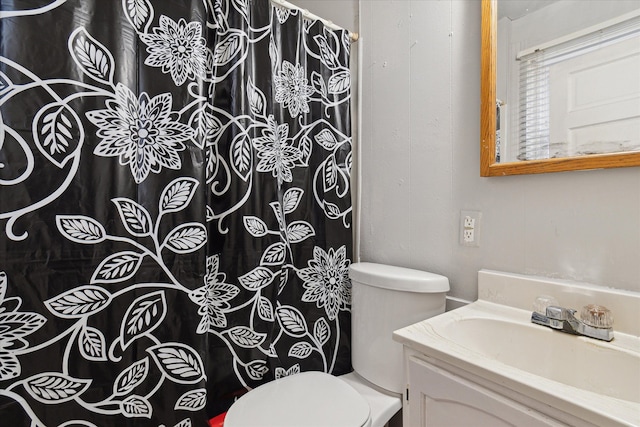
<box><xmin>580</xmin><ymin>304</ymin><xmax>613</xmax><ymax>328</ymax></box>
<box><xmin>533</xmin><ymin>295</ymin><xmax>559</xmax><ymax>314</ymax></box>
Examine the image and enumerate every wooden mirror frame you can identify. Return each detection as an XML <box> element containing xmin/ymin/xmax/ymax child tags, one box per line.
<box><xmin>480</xmin><ymin>0</ymin><xmax>640</xmax><ymax>176</ymax></box>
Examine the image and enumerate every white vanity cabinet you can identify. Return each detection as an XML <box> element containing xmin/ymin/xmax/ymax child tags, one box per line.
<box><xmin>404</xmin><ymin>352</ymin><xmax>572</xmax><ymax>427</ymax></box>
<box><xmin>393</xmin><ymin>270</ymin><xmax>640</xmax><ymax>427</ymax></box>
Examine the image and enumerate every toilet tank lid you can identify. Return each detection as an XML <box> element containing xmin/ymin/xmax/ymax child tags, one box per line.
<box><xmin>349</xmin><ymin>262</ymin><xmax>450</xmax><ymax>293</ymax></box>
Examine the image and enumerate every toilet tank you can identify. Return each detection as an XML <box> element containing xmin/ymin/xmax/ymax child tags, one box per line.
<box><xmin>349</xmin><ymin>262</ymin><xmax>449</xmax><ymax>394</ymax></box>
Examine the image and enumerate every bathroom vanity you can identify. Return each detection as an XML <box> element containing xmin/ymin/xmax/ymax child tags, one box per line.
<box><xmin>393</xmin><ymin>270</ymin><xmax>640</xmax><ymax>427</ymax></box>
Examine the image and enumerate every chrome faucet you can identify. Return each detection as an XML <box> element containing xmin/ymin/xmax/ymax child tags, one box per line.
<box><xmin>531</xmin><ymin>298</ymin><xmax>614</xmax><ymax>342</ymax></box>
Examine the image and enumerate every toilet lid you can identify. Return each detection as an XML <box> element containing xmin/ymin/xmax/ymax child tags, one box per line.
<box><xmin>224</xmin><ymin>371</ymin><xmax>371</xmax><ymax>427</ymax></box>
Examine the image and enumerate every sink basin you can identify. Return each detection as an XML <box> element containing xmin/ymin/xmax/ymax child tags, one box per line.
<box><xmin>438</xmin><ymin>316</ymin><xmax>640</xmax><ymax>403</ymax></box>
<box><xmin>393</xmin><ymin>270</ymin><xmax>640</xmax><ymax>427</ymax></box>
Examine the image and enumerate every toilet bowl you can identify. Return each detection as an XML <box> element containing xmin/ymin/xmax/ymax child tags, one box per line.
<box><xmin>224</xmin><ymin>371</ymin><xmax>373</xmax><ymax>427</ymax></box>
<box><xmin>224</xmin><ymin>262</ymin><xmax>449</xmax><ymax>427</ymax></box>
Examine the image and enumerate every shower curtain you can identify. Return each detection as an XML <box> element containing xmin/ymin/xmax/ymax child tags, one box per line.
<box><xmin>0</xmin><ymin>0</ymin><xmax>353</xmax><ymax>425</ymax></box>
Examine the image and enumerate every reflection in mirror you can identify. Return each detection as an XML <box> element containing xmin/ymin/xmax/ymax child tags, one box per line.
<box><xmin>480</xmin><ymin>0</ymin><xmax>640</xmax><ymax>176</ymax></box>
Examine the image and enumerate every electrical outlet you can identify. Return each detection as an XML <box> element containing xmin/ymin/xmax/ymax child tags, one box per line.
<box><xmin>463</xmin><ymin>216</ymin><xmax>475</xmax><ymax>229</ymax></box>
<box><xmin>460</xmin><ymin>210</ymin><xmax>481</xmax><ymax>247</ymax></box>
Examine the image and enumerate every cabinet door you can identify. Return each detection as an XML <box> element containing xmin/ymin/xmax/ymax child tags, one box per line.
<box><xmin>407</xmin><ymin>357</ymin><xmax>566</xmax><ymax>427</ymax></box>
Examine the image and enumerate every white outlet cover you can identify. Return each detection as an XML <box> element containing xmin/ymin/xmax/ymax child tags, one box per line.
<box><xmin>460</xmin><ymin>210</ymin><xmax>481</xmax><ymax>247</ymax></box>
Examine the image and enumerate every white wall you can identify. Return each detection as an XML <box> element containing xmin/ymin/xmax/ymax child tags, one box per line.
<box><xmin>291</xmin><ymin>0</ymin><xmax>358</xmax><ymax>32</ymax></box>
<box><xmin>297</xmin><ymin>0</ymin><xmax>640</xmax><ymax>303</ymax></box>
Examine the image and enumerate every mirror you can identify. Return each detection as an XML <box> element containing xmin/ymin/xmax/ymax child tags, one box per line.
<box><xmin>481</xmin><ymin>0</ymin><xmax>640</xmax><ymax>176</ymax></box>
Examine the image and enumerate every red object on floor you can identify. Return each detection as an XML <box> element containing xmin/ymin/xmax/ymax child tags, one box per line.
<box><xmin>209</xmin><ymin>412</ymin><xmax>227</xmax><ymax>427</ymax></box>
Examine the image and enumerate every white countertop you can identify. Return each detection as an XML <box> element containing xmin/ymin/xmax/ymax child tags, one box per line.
<box><xmin>393</xmin><ymin>270</ymin><xmax>640</xmax><ymax>427</ymax></box>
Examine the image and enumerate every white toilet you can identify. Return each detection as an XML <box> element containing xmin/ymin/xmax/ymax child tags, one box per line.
<box><xmin>224</xmin><ymin>262</ymin><xmax>449</xmax><ymax>427</ymax></box>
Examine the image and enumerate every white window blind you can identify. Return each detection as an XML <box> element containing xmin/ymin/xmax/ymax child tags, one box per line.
<box><xmin>516</xmin><ymin>11</ymin><xmax>640</xmax><ymax>160</ymax></box>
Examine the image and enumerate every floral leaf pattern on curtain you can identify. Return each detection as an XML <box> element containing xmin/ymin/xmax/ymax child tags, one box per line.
<box><xmin>1</xmin><ymin>1</ymin><xmax>211</xmax><ymax>425</ymax></box>
<box><xmin>0</xmin><ymin>0</ymin><xmax>352</xmax><ymax>424</ymax></box>
<box><xmin>204</xmin><ymin>0</ymin><xmax>353</xmax><ymax>411</ymax></box>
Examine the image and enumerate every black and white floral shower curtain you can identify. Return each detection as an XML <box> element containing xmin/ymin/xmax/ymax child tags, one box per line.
<box><xmin>0</xmin><ymin>0</ymin><xmax>352</xmax><ymax>425</ymax></box>
<box><xmin>205</xmin><ymin>0</ymin><xmax>353</xmax><ymax>414</ymax></box>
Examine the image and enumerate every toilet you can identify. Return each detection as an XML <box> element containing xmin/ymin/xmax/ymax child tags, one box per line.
<box><xmin>224</xmin><ymin>262</ymin><xmax>449</xmax><ymax>427</ymax></box>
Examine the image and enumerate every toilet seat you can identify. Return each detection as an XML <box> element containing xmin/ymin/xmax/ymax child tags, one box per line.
<box><xmin>224</xmin><ymin>371</ymin><xmax>371</xmax><ymax>427</ymax></box>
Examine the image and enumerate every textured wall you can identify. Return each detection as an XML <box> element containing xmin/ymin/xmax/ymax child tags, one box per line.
<box><xmin>297</xmin><ymin>0</ymin><xmax>640</xmax><ymax>300</ymax></box>
<box><xmin>290</xmin><ymin>0</ymin><xmax>358</xmax><ymax>32</ymax></box>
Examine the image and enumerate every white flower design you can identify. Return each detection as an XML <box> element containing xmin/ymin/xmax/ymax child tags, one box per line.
<box><xmin>0</xmin><ymin>272</ymin><xmax>47</xmax><ymax>380</ymax></box>
<box><xmin>297</xmin><ymin>246</ymin><xmax>351</xmax><ymax>321</ymax></box>
<box><xmin>274</xmin><ymin>61</ymin><xmax>314</xmax><ymax>118</ymax></box>
<box><xmin>86</xmin><ymin>83</ymin><xmax>194</xmax><ymax>183</ymax></box>
<box><xmin>253</xmin><ymin>115</ymin><xmax>302</xmax><ymax>185</ymax></box>
<box><xmin>140</xmin><ymin>15</ymin><xmax>209</xmax><ymax>86</ymax></box>
<box><xmin>189</xmin><ymin>255</ymin><xmax>239</xmax><ymax>333</ymax></box>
